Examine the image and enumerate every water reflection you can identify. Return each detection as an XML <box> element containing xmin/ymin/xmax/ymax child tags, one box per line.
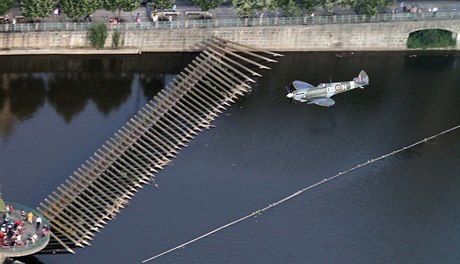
<box><xmin>139</xmin><ymin>73</ymin><xmax>165</xmax><ymax>100</ymax></box>
<box><xmin>0</xmin><ymin>72</ymin><xmax>166</xmax><ymax>138</ymax></box>
<box><xmin>8</xmin><ymin>74</ymin><xmax>47</xmax><ymax>120</ymax></box>
<box><xmin>48</xmin><ymin>72</ymin><xmax>134</xmax><ymax>122</ymax></box>
<box><xmin>0</xmin><ymin>53</ymin><xmax>197</xmax><ymax>140</ymax></box>
<box><xmin>1</xmin><ymin>74</ymin><xmax>45</xmax><ymax>138</ymax></box>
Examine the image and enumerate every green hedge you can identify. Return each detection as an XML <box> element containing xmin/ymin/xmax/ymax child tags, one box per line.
<box><xmin>407</xmin><ymin>29</ymin><xmax>456</xmax><ymax>49</ymax></box>
<box><xmin>89</xmin><ymin>22</ymin><xmax>108</xmax><ymax>49</ymax></box>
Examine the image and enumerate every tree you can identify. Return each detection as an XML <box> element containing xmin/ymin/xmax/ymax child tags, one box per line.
<box><xmin>189</xmin><ymin>0</ymin><xmax>224</xmax><ymax>12</ymax></box>
<box><xmin>298</xmin><ymin>0</ymin><xmax>352</xmax><ymax>15</ymax></box>
<box><xmin>0</xmin><ymin>0</ymin><xmax>15</xmax><ymax>16</ymax></box>
<box><xmin>277</xmin><ymin>0</ymin><xmax>301</xmax><ymax>16</ymax></box>
<box><xmin>253</xmin><ymin>0</ymin><xmax>278</xmax><ymax>17</ymax></box>
<box><xmin>153</xmin><ymin>0</ymin><xmax>174</xmax><ymax>11</ymax></box>
<box><xmin>354</xmin><ymin>0</ymin><xmax>395</xmax><ymax>15</ymax></box>
<box><xmin>20</xmin><ymin>0</ymin><xmax>59</xmax><ymax>21</ymax></box>
<box><xmin>297</xmin><ymin>0</ymin><xmax>321</xmax><ymax>13</ymax></box>
<box><xmin>59</xmin><ymin>0</ymin><xmax>102</xmax><ymax>20</ymax></box>
<box><xmin>232</xmin><ymin>0</ymin><xmax>277</xmax><ymax>18</ymax></box>
<box><xmin>102</xmin><ymin>0</ymin><xmax>140</xmax><ymax>20</ymax></box>
<box><xmin>232</xmin><ymin>0</ymin><xmax>257</xmax><ymax>17</ymax></box>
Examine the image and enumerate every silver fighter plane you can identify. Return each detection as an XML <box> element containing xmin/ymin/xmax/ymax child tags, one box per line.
<box><xmin>286</xmin><ymin>70</ymin><xmax>369</xmax><ymax>107</ymax></box>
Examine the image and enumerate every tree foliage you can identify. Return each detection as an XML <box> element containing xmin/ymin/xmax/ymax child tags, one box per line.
<box><xmin>59</xmin><ymin>0</ymin><xmax>102</xmax><ymax>19</ymax></box>
<box><xmin>154</xmin><ymin>0</ymin><xmax>174</xmax><ymax>11</ymax></box>
<box><xmin>232</xmin><ymin>0</ymin><xmax>394</xmax><ymax>16</ymax></box>
<box><xmin>296</xmin><ymin>0</ymin><xmax>322</xmax><ymax>13</ymax></box>
<box><xmin>102</xmin><ymin>0</ymin><xmax>140</xmax><ymax>18</ymax></box>
<box><xmin>112</xmin><ymin>30</ymin><xmax>122</xmax><ymax>48</ymax></box>
<box><xmin>277</xmin><ymin>0</ymin><xmax>301</xmax><ymax>16</ymax></box>
<box><xmin>407</xmin><ymin>29</ymin><xmax>456</xmax><ymax>49</ymax></box>
<box><xmin>232</xmin><ymin>0</ymin><xmax>256</xmax><ymax>17</ymax></box>
<box><xmin>0</xmin><ymin>0</ymin><xmax>15</xmax><ymax>16</ymax></box>
<box><xmin>354</xmin><ymin>0</ymin><xmax>395</xmax><ymax>15</ymax></box>
<box><xmin>232</xmin><ymin>0</ymin><xmax>277</xmax><ymax>17</ymax></box>
<box><xmin>88</xmin><ymin>22</ymin><xmax>108</xmax><ymax>49</ymax></box>
<box><xmin>189</xmin><ymin>0</ymin><xmax>224</xmax><ymax>12</ymax></box>
<box><xmin>20</xmin><ymin>0</ymin><xmax>59</xmax><ymax>20</ymax></box>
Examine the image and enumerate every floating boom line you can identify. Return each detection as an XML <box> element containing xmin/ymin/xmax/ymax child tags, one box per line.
<box><xmin>36</xmin><ymin>37</ymin><xmax>282</xmax><ymax>254</ymax></box>
<box><xmin>141</xmin><ymin>124</ymin><xmax>460</xmax><ymax>263</ymax></box>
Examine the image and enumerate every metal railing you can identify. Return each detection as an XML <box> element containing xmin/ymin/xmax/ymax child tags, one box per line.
<box><xmin>1</xmin><ymin>11</ymin><xmax>459</xmax><ymax>32</ymax></box>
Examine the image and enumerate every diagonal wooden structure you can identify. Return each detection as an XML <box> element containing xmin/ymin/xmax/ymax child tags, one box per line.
<box><xmin>36</xmin><ymin>37</ymin><xmax>282</xmax><ymax>254</ymax></box>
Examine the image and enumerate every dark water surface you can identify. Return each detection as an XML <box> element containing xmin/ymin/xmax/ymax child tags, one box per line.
<box><xmin>1</xmin><ymin>52</ymin><xmax>459</xmax><ymax>264</ymax></box>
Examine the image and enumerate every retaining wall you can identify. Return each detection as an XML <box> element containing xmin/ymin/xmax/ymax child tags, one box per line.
<box><xmin>0</xmin><ymin>20</ymin><xmax>459</xmax><ymax>53</ymax></box>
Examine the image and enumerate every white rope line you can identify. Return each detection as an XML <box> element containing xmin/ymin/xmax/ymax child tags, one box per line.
<box><xmin>142</xmin><ymin>124</ymin><xmax>460</xmax><ymax>263</ymax></box>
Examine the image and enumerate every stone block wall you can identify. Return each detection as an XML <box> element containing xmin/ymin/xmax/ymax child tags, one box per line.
<box><xmin>0</xmin><ymin>20</ymin><xmax>459</xmax><ymax>53</ymax></box>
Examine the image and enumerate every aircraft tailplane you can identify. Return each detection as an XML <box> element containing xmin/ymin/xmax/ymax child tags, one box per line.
<box><xmin>353</xmin><ymin>70</ymin><xmax>369</xmax><ymax>86</ymax></box>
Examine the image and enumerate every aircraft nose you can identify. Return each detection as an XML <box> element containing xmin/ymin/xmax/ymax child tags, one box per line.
<box><xmin>287</xmin><ymin>93</ymin><xmax>294</xmax><ymax>98</ymax></box>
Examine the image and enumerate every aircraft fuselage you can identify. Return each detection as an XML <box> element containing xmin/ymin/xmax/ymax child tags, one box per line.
<box><xmin>287</xmin><ymin>70</ymin><xmax>369</xmax><ymax>106</ymax></box>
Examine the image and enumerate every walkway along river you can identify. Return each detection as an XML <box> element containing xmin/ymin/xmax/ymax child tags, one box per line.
<box><xmin>1</xmin><ymin>10</ymin><xmax>460</xmax><ymax>53</ymax></box>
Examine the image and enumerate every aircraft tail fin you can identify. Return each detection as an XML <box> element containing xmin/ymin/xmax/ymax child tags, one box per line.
<box><xmin>353</xmin><ymin>70</ymin><xmax>369</xmax><ymax>86</ymax></box>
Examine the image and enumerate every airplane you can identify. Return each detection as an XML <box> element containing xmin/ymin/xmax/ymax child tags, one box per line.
<box><xmin>286</xmin><ymin>70</ymin><xmax>369</xmax><ymax>107</ymax></box>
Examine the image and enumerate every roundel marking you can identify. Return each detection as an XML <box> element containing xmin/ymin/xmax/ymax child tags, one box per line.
<box><xmin>335</xmin><ymin>83</ymin><xmax>342</xmax><ymax>91</ymax></box>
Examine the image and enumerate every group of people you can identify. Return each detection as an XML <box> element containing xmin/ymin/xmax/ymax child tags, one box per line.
<box><xmin>393</xmin><ymin>2</ymin><xmax>440</xmax><ymax>14</ymax></box>
<box><xmin>109</xmin><ymin>13</ymin><xmax>143</xmax><ymax>29</ymax></box>
<box><xmin>1</xmin><ymin>204</ymin><xmax>47</xmax><ymax>248</ymax></box>
<box><xmin>2</xmin><ymin>15</ymin><xmax>17</xmax><ymax>25</ymax></box>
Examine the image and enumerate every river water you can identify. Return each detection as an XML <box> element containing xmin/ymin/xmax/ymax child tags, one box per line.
<box><xmin>0</xmin><ymin>52</ymin><xmax>459</xmax><ymax>264</ymax></box>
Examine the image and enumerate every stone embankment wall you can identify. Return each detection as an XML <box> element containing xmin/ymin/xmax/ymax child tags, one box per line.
<box><xmin>0</xmin><ymin>20</ymin><xmax>459</xmax><ymax>54</ymax></box>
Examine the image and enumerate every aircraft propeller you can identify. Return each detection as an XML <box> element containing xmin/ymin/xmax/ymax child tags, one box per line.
<box><xmin>285</xmin><ymin>84</ymin><xmax>295</xmax><ymax>104</ymax></box>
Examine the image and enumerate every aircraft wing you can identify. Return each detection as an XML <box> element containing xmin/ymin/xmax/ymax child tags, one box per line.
<box><xmin>293</xmin><ymin>80</ymin><xmax>315</xmax><ymax>90</ymax></box>
<box><xmin>309</xmin><ymin>97</ymin><xmax>335</xmax><ymax>107</ymax></box>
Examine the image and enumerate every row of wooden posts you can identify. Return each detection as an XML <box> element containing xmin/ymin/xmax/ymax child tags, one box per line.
<box><xmin>36</xmin><ymin>37</ymin><xmax>282</xmax><ymax>254</ymax></box>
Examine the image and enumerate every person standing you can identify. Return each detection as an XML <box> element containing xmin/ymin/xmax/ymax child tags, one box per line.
<box><xmin>27</xmin><ymin>211</ymin><xmax>33</xmax><ymax>224</ymax></box>
<box><xmin>42</xmin><ymin>226</ymin><xmax>48</xmax><ymax>238</ymax></box>
<box><xmin>36</xmin><ymin>216</ymin><xmax>42</xmax><ymax>229</ymax></box>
